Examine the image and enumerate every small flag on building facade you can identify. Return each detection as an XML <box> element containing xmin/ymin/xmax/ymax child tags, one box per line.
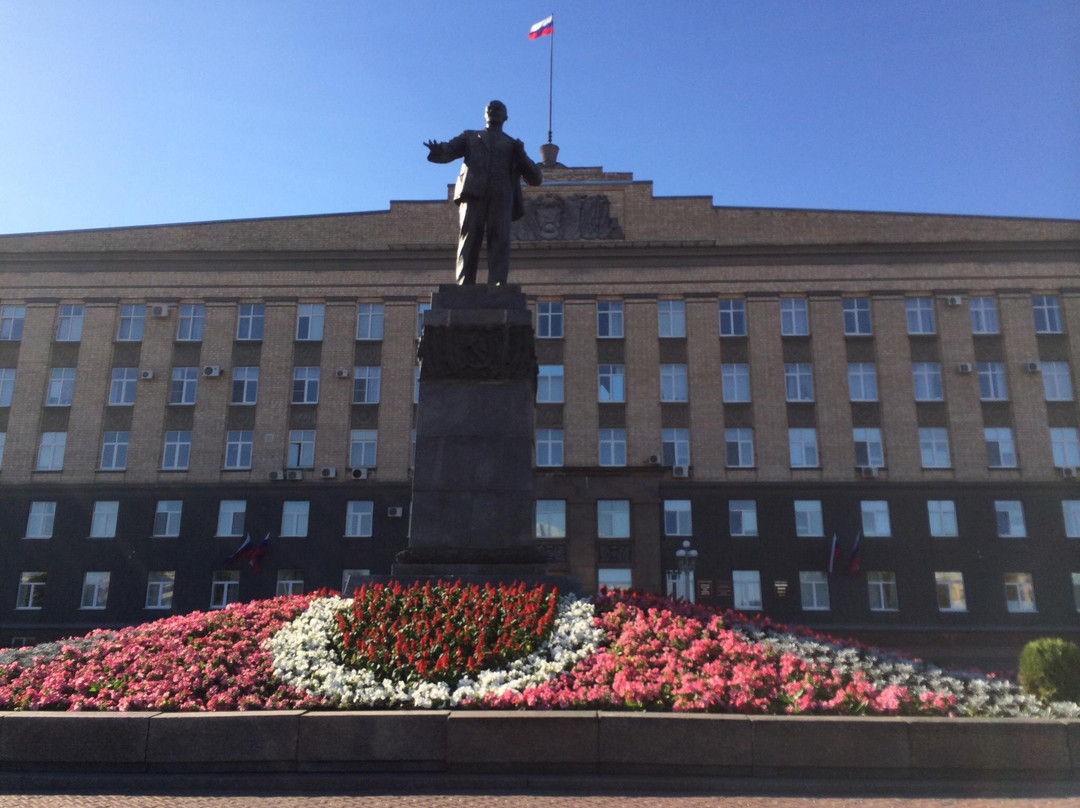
<box><xmin>529</xmin><ymin>14</ymin><xmax>554</xmax><ymax>39</ymax></box>
<box><xmin>827</xmin><ymin>533</ymin><xmax>841</xmax><ymax>575</ymax></box>
<box><xmin>226</xmin><ymin>532</ymin><xmax>270</xmax><ymax>573</ymax></box>
<box><xmin>847</xmin><ymin>531</ymin><xmax>862</xmax><ymax>575</ymax></box>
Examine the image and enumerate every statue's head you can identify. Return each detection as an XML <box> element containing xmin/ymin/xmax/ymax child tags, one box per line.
<box><xmin>485</xmin><ymin>100</ymin><xmax>508</xmax><ymax>127</ymax></box>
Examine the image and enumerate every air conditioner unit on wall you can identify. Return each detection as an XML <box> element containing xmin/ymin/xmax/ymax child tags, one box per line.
<box><xmin>1062</xmin><ymin>467</ymin><xmax>1078</xmax><ymax>479</ymax></box>
<box><xmin>350</xmin><ymin>467</ymin><xmax>370</xmax><ymax>480</ymax></box>
<box><xmin>672</xmin><ymin>465</ymin><xmax>690</xmax><ymax>478</ymax></box>
<box><xmin>858</xmin><ymin>465</ymin><xmax>879</xmax><ymax>479</ymax></box>
<box><xmin>335</xmin><ymin>369</ymin><xmax>350</xmax><ymax>378</ymax></box>
<box><xmin>202</xmin><ymin>365</ymin><xmax>222</xmax><ymax>377</ymax></box>
<box><xmin>285</xmin><ymin>469</ymin><xmax>303</xmax><ymax>481</ymax></box>
<box><xmin>955</xmin><ymin>363</ymin><xmax>973</xmax><ymax>374</ymax></box>
<box><xmin>320</xmin><ymin>466</ymin><xmax>337</xmax><ymax>479</ymax></box>
<box><xmin>387</xmin><ymin>506</ymin><xmax>404</xmax><ymax>518</ymax></box>
<box><xmin>1024</xmin><ymin>362</ymin><xmax>1041</xmax><ymax>373</ymax></box>
<box><xmin>139</xmin><ymin>370</ymin><xmax>154</xmax><ymax>380</ymax></box>
<box><xmin>646</xmin><ymin>454</ymin><xmax>662</xmax><ymax>466</ymax></box>
<box><xmin>946</xmin><ymin>296</ymin><xmax>963</xmax><ymax>307</ymax></box>
<box><xmin>268</xmin><ymin>470</ymin><xmax>285</xmax><ymax>481</ymax></box>
<box><xmin>150</xmin><ymin>304</ymin><xmax>170</xmax><ymax>317</ymax></box>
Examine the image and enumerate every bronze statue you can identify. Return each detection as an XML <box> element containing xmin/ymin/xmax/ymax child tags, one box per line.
<box><xmin>425</xmin><ymin>100</ymin><xmax>543</xmax><ymax>285</ymax></box>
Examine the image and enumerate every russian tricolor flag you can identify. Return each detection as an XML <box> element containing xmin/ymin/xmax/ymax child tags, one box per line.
<box><xmin>529</xmin><ymin>14</ymin><xmax>553</xmax><ymax>39</ymax></box>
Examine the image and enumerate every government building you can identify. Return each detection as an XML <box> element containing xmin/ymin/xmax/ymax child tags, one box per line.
<box><xmin>1</xmin><ymin>159</ymin><xmax>1078</xmax><ymax>667</ymax></box>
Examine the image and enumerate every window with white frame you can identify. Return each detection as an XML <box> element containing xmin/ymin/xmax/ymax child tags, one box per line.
<box><xmin>341</xmin><ymin>569</ymin><xmax>370</xmax><ymax>592</ymax></box>
<box><xmin>356</xmin><ymin>303</ymin><xmax>384</xmax><ymax>341</ymax></box>
<box><xmin>729</xmin><ymin>499</ymin><xmax>757</xmax><ymax>536</ymax></box>
<box><xmin>535</xmin><ymin>500</ymin><xmax>566</xmax><ymax>538</ymax></box>
<box><xmin>416</xmin><ymin>303</ymin><xmax>431</xmax><ymax>339</ymax></box>
<box><xmin>718</xmin><ymin>299</ymin><xmax>746</xmax><ymax>337</ymax></box>
<box><xmin>236</xmin><ymin>304</ymin><xmax>265</xmax><ymax>340</ymax></box>
<box><xmin>224</xmin><ymin>430</ymin><xmax>253</xmax><ymax>469</ymax></box>
<box><xmin>1041</xmin><ymin>362</ymin><xmax>1073</xmax><ymax>401</ymax></box>
<box><xmin>1050</xmin><ymin>427</ymin><xmax>1080</xmax><ymax>468</ymax></box>
<box><xmin>660</xmin><ymin>364</ymin><xmax>688</xmax><ymax>402</ymax></box>
<box><xmin>780</xmin><ymin>298</ymin><xmax>809</xmax><ymax>336</ymax></box>
<box><xmin>210</xmin><ymin>571</ymin><xmax>240</xmax><ymax>609</ymax></box>
<box><xmin>842</xmin><ymin>298</ymin><xmax>872</xmax><ymax>336</ymax></box>
<box><xmin>276</xmin><ymin>570</ymin><xmax>304</xmax><ymax>596</ymax></box>
<box><xmin>976</xmin><ymin>362</ymin><xmax>1008</xmax><ymax>401</ymax></box>
<box><xmin>919</xmin><ymin>427</ymin><xmax>951</xmax><ymax>468</ymax></box>
<box><xmin>912</xmin><ymin>362</ymin><xmax>943</xmax><ymax>401</ymax></box>
<box><xmin>985</xmin><ymin>427</ymin><xmax>1017</xmax><ymax>468</ymax></box>
<box><xmin>146</xmin><ymin>571</ymin><xmax>175</xmax><ymax>609</ymax></box>
<box><xmin>1073</xmin><ymin>573</ymin><xmax>1080</xmax><ymax>612</ymax></box>
<box><xmin>927</xmin><ymin>500</ymin><xmax>958</xmax><ymax>537</ymax></box>
<box><xmin>537</xmin><ymin>365</ymin><xmax>564</xmax><ymax>403</ymax></box>
<box><xmin>725</xmin><ymin>428</ymin><xmax>754</xmax><ymax>467</ymax></box>
<box><xmin>168</xmin><ymin>367</ymin><xmax>197</xmax><ymax>405</ymax></box>
<box><xmin>0</xmin><ymin>432</ymin><xmax>6</xmax><ymax>470</ymax></box>
<box><xmin>799</xmin><ymin>571</ymin><xmax>830</xmax><ymax>610</ymax></box>
<box><xmin>296</xmin><ymin>303</ymin><xmax>324</xmax><ymax>341</ymax></box>
<box><xmin>536</xmin><ymin>301</ymin><xmax>563</xmax><ymax>339</ymax></box>
<box><xmin>81</xmin><ymin>572</ymin><xmax>110</xmax><ymax>609</ymax></box>
<box><xmin>16</xmin><ymin>572</ymin><xmax>46</xmax><ymax>610</ymax></box>
<box><xmin>664</xmin><ymin>499</ymin><xmax>693</xmax><ymax>536</ymax></box>
<box><xmin>733</xmin><ymin>570</ymin><xmax>762</xmax><ymax>610</ymax></box>
<box><xmin>349</xmin><ymin>429</ymin><xmax>378</xmax><ymax>468</ymax></box>
<box><xmin>847</xmin><ymin>362</ymin><xmax>878</xmax><ymax>402</ymax></box>
<box><xmin>37</xmin><ymin>431</ymin><xmax>66</xmax><ymax>471</ymax></box>
<box><xmin>969</xmin><ymin>296</ymin><xmax>999</xmax><ymax>334</ymax></box>
<box><xmin>0</xmin><ymin>368</ymin><xmax>14</xmax><ymax>406</ymax></box>
<box><xmin>721</xmin><ymin>363</ymin><xmax>750</xmax><ymax>402</ymax></box>
<box><xmin>905</xmin><ymin>297</ymin><xmax>936</xmax><ymax>334</ymax></box>
<box><xmin>109</xmin><ymin>367</ymin><xmax>137</xmax><ymax>405</ymax></box>
<box><xmin>56</xmin><ymin>304</ymin><xmax>84</xmax><ymax>341</ymax></box>
<box><xmin>995</xmin><ymin>500</ymin><xmax>1026</xmax><ymax>537</ymax></box>
<box><xmin>161</xmin><ymin>430</ymin><xmax>191</xmax><ymax>470</ymax></box>
<box><xmin>853</xmin><ymin>428</ymin><xmax>884</xmax><ymax>468</ymax></box>
<box><xmin>661</xmin><ymin>427</ymin><xmax>690</xmax><ymax>467</ymax></box>
<box><xmin>597</xmin><ymin>500</ymin><xmax>630</xmax><ymax>538</ymax></box>
<box><xmin>153</xmin><ymin>501</ymin><xmax>182</xmax><ymax>537</ymax></box>
<box><xmin>935</xmin><ymin>572</ymin><xmax>967</xmax><ymax>612</ymax></box>
<box><xmin>788</xmin><ymin>428</ymin><xmax>819</xmax><ymax>468</ymax></box>
<box><xmin>794</xmin><ymin>500</ymin><xmax>824</xmax><ymax>537</ymax></box>
<box><xmin>657</xmin><ymin>300</ymin><xmax>686</xmax><ymax>338</ymax></box>
<box><xmin>1063</xmin><ymin>500</ymin><xmax>1080</xmax><ymax>538</ymax></box>
<box><xmin>177</xmin><ymin>304</ymin><xmax>205</xmax><ymax>341</ymax></box>
<box><xmin>867</xmin><ymin>571</ymin><xmax>899</xmax><ymax>611</ymax></box>
<box><xmin>861</xmin><ymin>500</ymin><xmax>891</xmax><ymax>536</ymax></box>
<box><xmin>1033</xmin><ymin>295</ymin><xmax>1062</xmax><ymax>334</ymax></box>
<box><xmin>116</xmin><ymin>305</ymin><xmax>145</xmax><ymax>341</ymax></box>
<box><xmin>784</xmin><ymin>363</ymin><xmax>814</xmax><ymax>402</ymax></box>
<box><xmin>1004</xmin><ymin>572</ymin><xmax>1036</xmax><ymax>613</ymax></box>
<box><xmin>287</xmin><ymin>429</ymin><xmax>315</xmax><ymax>469</ymax></box>
<box><xmin>26</xmin><ymin>501</ymin><xmax>56</xmax><ymax>538</ymax></box>
<box><xmin>216</xmin><ymin>500</ymin><xmax>246</xmax><ymax>537</ymax></box>
<box><xmin>280</xmin><ymin>501</ymin><xmax>310</xmax><ymax>537</ymax></box>
<box><xmin>231</xmin><ymin>367</ymin><xmax>258</xmax><ymax>405</ymax></box>
<box><xmin>352</xmin><ymin>366</ymin><xmax>381</xmax><ymax>404</ymax></box>
<box><xmin>599</xmin><ymin>428</ymin><xmax>627</xmax><ymax>466</ymax></box>
<box><xmin>292</xmin><ymin>366</ymin><xmax>320</xmax><ymax>404</ymax></box>
<box><xmin>89</xmin><ymin>501</ymin><xmax>119</xmax><ymax>538</ymax></box>
<box><xmin>0</xmin><ymin>306</ymin><xmax>25</xmax><ymax>340</ymax></box>
<box><xmin>597</xmin><ymin>301</ymin><xmax>623</xmax><ymax>338</ymax></box>
<box><xmin>99</xmin><ymin>431</ymin><xmax>128</xmax><ymax>470</ymax></box>
<box><xmin>597</xmin><ymin>364</ymin><xmax>625</xmax><ymax>403</ymax></box>
<box><xmin>535</xmin><ymin>429</ymin><xmax>563</xmax><ymax>467</ymax></box>
<box><xmin>598</xmin><ymin>568</ymin><xmax>632</xmax><ymax>591</ymax></box>
<box><xmin>46</xmin><ymin>368</ymin><xmax>75</xmax><ymax>406</ymax></box>
<box><xmin>345</xmin><ymin>500</ymin><xmax>374</xmax><ymax>537</ymax></box>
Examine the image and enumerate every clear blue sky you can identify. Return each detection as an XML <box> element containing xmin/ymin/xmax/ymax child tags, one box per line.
<box><xmin>1</xmin><ymin>1</ymin><xmax>1077</xmax><ymax>235</ymax></box>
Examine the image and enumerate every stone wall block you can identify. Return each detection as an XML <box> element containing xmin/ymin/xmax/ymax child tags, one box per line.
<box><xmin>598</xmin><ymin>712</ymin><xmax>752</xmax><ymax>773</ymax></box>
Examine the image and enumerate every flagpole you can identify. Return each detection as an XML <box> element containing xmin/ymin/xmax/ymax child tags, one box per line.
<box><xmin>547</xmin><ymin>12</ymin><xmax>554</xmax><ymax>144</ymax></box>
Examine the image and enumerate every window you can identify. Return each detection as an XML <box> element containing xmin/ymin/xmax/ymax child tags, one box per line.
<box><xmin>535</xmin><ymin>429</ymin><xmax>563</xmax><ymax>467</ymax></box>
<box><xmin>210</xmin><ymin>571</ymin><xmax>240</xmax><ymax>609</ymax></box>
<box><xmin>733</xmin><ymin>570</ymin><xmax>762</xmax><ymax>610</ymax></box>
<box><xmin>224</xmin><ymin>430</ymin><xmax>253</xmax><ymax>469</ymax></box>
<box><xmin>919</xmin><ymin>427</ymin><xmax>951</xmax><ymax>468</ymax></box>
<box><xmin>788</xmin><ymin>428</ymin><xmax>819</xmax><ymax>468</ymax></box>
<box><xmin>794</xmin><ymin>500</ymin><xmax>823</xmax><ymax>537</ymax></box>
<box><xmin>236</xmin><ymin>304</ymin><xmax>265</xmax><ymax>340</ymax></box>
<box><xmin>861</xmin><ymin>500</ymin><xmax>891</xmax><ymax>536</ymax></box>
<box><xmin>161</xmin><ymin>431</ymin><xmax>191</xmax><ymax>470</ymax></box>
<box><xmin>729</xmin><ymin>500</ymin><xmax>757</xmax><ymax>537</ymax></box>
<box><xmin>597</xmin><ymin>364</ymin><xmax>625</xmax><ymax>403</ymax></box>
<box><xmin>345</xmin><ymin>501</ymin><xmax>374</xmax><ymax>537</ymax></box>
<box><xmin>853</xmin><ymin>428</ymin><xmax>884</xmax><ymax>468</ymax></box>
<box><xmin>535</xmin><ymin>500</ymin><xmax>566</xmax><ymax>538</ymax></box>
<box><xmin>0</xmin><ymin>306</ymin><xmax>25</xmax><ymax>340</ymax></box>
<box><xmin>657</xmin><ymin>300</ymin><xmax>685</xmax><ymax>338</ymax></box>
<box><xmin>935</xmin><ymin>572</ymin><xmax>967</xmax><ymax>612</ymax></box>
<box><xmin>347</xmin><ymin>367</ymin><xmax>381</xmax><ymax>406</ymax></box>
<box><xmin>912</xmin><ymin>362</ymin><xmax>943</xmax><ymax>401</ymax></box>
<box><xmin>1004</xmin><ymin>572</ymin><xmax>1036</xmax><ymax>613</ymax></box>
<box><xmin>46</xmin><ymin>368</ymin><xmax>75</xmax><ymax>406</ymax></box>
<box><xmin>296</xmin><ymin>303</ymin><xmax>324</xmax><ymax>340</ymax></box>
<box><xmin>1041</xmin><ymin>362</ymin><xmax>1073</xmax><ymax>401</ymax></box>
<box><xmin>231</xmin><ymin>367</ymin><xmax>259</xmax><ymax>405</ymax></box>
<box><xmin>661</xmin><ymin>427</ymin><xmax>690</xmax><ymax>467</ymax></box>
<box><xmin>276</xmin><ymin>570</ymin><xmax>304</xmax><ymax>596</ymax></box>
<box><xmin>867</xmin><ymin>571</ymin><xmax>899</xmax><ymax>611</ymax></box>
<box><xmin>1050</xmin><ymin>427</ymin><xmax>1080</xmax><ymax>468</ymax></box>
<box><xmin>1073</xmin><ymin>573</ymin><xmax>1080</xmax><ymax>612</ymax></box>
<box><xmin>725</xmin><ymin>428</ymin><xmax>754</xmax><ymax>468</ymax></box>
<box><xmin>800</xmin><ymin>571</ymin><xmax>830</xmax><ymax>610</ymax></box>
<box><xmin>80</xmin><ymin>572</ymin><xmax>110</xmax><ymax>610</ymax></box>
<box><xmin>721</xmin><ymin>363</ymin><xmax>750</xmax><ymax>403</ymax></box>
<box><xmin>176</xmin><ymin>304</ymin><xmax>205</xmax><ymax>341</ymax></box>
<box><xmin>537</xmin><ymin>365</ymin><xmax>564</xmax><ymax>403</ymax></box>
<box><xmin>780</xmin><ymin>298</ymin><xmax>809</xmax><ymax>336</ymax></box>
<box><xmin>56</xmin><ymin>304</ymin><xmax>84</xmax><ymax>341</ymax></box>
<box><xmin>927</xmin><ymin>500</ymin><xmax>958</xmax><ymax>537</ymax></box>
<box><xmin>905</xmin><ymin>297</ymin><xmax>936</xmax><ymax>335</ymax></box>
<box><xmin>99</xmin><ymin>432</ymin><xmax>128</xmax><ymax>470</ymax></box>
<box><xmin>1063</xmin><ymin>500</ymin><xmax>1080</xmax><ymax>538</ymax></box>
<box><xmin>598</xmin><ymin>568</ymin><xmax>632</xmax><ymax>591</ymax></box>
<box><xmin>597</xmin><ymin>301</ymin><xmax>623</xmax><ymax>338</ymax></box>
<box><xmin>976</xmin><ymin>362</ymin><xmax>1008</xmax><ymax>401</ymax></box>
<box><xmin>0</xmin><ymin>368</ymin><xmax>14</xmax><ymax>406</ymax></box>
<box><xmin>166</xmin><ymin>367</ymin><xmax>197</xmax><ymax>406</ymax></box>
<box><xmin>153</xmin><ymin>501</ymin><xmax>182</xmax><ymax>537</ymax></box>
<box><xmin>16</xmin><ymin>572</ymin><xmax>46</xmax><ymax>610</ymax></box>
<box><xmin>659</xmin><ymin>364</ymin><xmax>688</xmax><ymax>402</ymax></box>
<box><xmin>413</xmin><ymin>366</ymin><xmax>420</xmax><ymax>404</ymax></box>
<box><xmin>292</xmin><ymin>367</ymin><xmax>320</xmax><ymax>404</ymax></box>
<box><xmin>969</xmin><ymin>296</ymin><xmax>998</xmax><ymax>334</ymax></box>
<box><xmin>995</xmin><ymin>500</ymin><xmax>1026</xmax><ymax>538</ymax></box>
<box><xmin>718</xmin><ymin>299</ymin><xmax>746</xmax><ymax>337</ymax></box>
<box><xmin>784</xmin><ymin>363</ymin><xmax>813</xmax><ymax>402</ymax></box>
<box><xmin>536</xmin><ymin>301</ymin><xmax>563</xmax><ymax>339</ymax></box>
<box><xmin>146</xmin><ymin>571</ymin><xmax>175</xmax><ymax>609</ymax></box>
<box><xmin>116</xmin><ymin>305</ymin><xmax>145</xmax><ymax>341</ymax></box>
<box><xmin>848</xmin><ymin>363</ymin><xmax>878</xmax><ymax>402</ymax></box>
<box><xmin>842</xmin><ymin>298</ymin><xmax>871</xmax><ymax>336</ymax></box>
<box><xmin>0</xmin><ymin>432</ymin><xmax>6</xmax><ymax>470</ymax></box>
<box><xmin>416</xmin><ymin>303</ymin><xmax>431</xmax><ymax>339</ymax></box>
<box><xmin>598</xmin><ymin>428</ymin><xmax>626</xmax><ymax>467</ymax></box>
<box><xmin>36</xmin><ymin>431</ymin><xmax>66</xmax><ymax>471</ymax></box>
<box><xmin>216</xmin><ymin>500</ymin><xmax>246</xmax><ymax>537</ymax></box>
<box><xmin>349</xmin><ymin>429</ymin><xmax>378</xmax><ymax>468</ymax></box>
<box><xmin>109</xmin><ymin>368</ymin><xmax>137</xmax><ymax>405</ymax></box>
<box><xmin>985</xmin><ymin>427</ymin><xmax>1017</xmax><ymax>468</ymax></box>
<box><xmin>597</xmin><ymin>500</ymin><xmax>630</xmax><ymax>538</ymax></box>
<box><xmin>26</xmin><ymin>502</ymin><xmax>56</xmax><ymax>538</ymax></box>
<box><xmin>356</xmin><ymin>303</ymin><xmax>384</xmax><ymax>341</ymax></box>
<box><xmin>280</xmin><ymin>501</ymin><xmax>310</xmax><ymax>537</ymax></box>
<box><xmin>341</xmin><ymin>569</ymin><xmax>369</xmax><ymax>592</ymax></box>
<box><xmin>287</xmin><ymin>430</ymin><xmax>315</xmax><ymax>469</ymax></box>
<box><xmin>1033</xmin><ymin>295</ymin><xmax>1062</xmax><ymax>334</ymax></box>
<box><xmin>89</xmin><ymin>501</ymin><xmax>119</xmax><ymax>538</ymax></box>
<box><xmin>664</xmin><ymin>500</ymin><xmax>692</xmax><ymax>536</ymax></box>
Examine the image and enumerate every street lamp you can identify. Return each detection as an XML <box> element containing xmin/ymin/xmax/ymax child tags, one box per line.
<box><xmin>674</xmin><ymin>539</ymin><xmax>698</xmax><ymax>603</ymax></box>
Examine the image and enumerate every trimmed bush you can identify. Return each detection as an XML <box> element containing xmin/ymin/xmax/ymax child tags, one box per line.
<box><xmin>1018</xmin><ymin>637</ymin><xmax>1080</xmax><ymax>703</ymax></box>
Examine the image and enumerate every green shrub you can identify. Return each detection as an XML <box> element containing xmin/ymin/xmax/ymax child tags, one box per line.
<box><xmin>1018</xmin><ymin>637</ymin><xmax>1080</xmax><ymax>703</ymax></box>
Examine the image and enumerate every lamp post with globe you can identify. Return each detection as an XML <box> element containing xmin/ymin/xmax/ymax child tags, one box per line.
<box><xmin>674</xmin><ymin>539</ymin><xmax>698</xmax><ymax>603</ymax></box>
